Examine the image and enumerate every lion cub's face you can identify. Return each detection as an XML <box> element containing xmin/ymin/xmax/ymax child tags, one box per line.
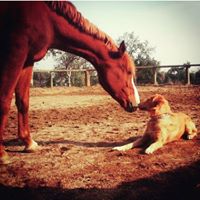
<box><xmin>139</xmin><ymin>94</ymin><xmax>171</xmax><ymax>116</ymax></box>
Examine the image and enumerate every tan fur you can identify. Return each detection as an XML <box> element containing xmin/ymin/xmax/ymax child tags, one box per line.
<box><xmin>113</xmin><ymin>94</ymin><xmax>197</xmax><ymax>154</ymax></box>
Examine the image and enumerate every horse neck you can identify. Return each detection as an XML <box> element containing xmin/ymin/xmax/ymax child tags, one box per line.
<box><xmin>51</xmin><ymin>15</ymin><xmax>118</xmax><ymax>69</ymax></box>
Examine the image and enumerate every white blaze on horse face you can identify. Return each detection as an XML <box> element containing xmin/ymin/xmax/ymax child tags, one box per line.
<box><xmin>132</xmin><ymin>77</ymin><xmax>140</xmax><ymax>106</ymax></box>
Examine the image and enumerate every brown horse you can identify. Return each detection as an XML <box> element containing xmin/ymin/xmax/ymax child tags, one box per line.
<box><xmin>0</xmin><ymin>1</ymin><xmax>140</xmax><ymax>164</ymax></box>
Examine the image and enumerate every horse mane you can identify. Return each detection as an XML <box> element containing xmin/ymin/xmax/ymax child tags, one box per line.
<box><xmin>45</xmin><ymin>1</ymin><xmax>116</xmax><ymax>50</ymax></box>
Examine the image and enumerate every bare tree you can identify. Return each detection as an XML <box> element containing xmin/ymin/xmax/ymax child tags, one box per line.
<box><xmin>46</xmin><ymin>49</ymin><xmax>93</xmax><ymax>70</ymax></box>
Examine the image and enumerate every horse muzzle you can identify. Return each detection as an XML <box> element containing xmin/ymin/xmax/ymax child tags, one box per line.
<box><xmin>125</xmin><ymin>102</ymin><xmax>138</xmax><ymax>112</ymax></box>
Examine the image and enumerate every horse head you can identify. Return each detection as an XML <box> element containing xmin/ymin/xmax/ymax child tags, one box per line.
<box><xmin>97</xmin><ymin>41</ymin><xmax>140</xmax><ymax>112</ymax></box>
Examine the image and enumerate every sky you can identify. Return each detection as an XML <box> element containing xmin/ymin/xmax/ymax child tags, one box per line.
<box><xmin>35</xmin><ymin>0</ymin><xmax>200</xmax><ymax>69</ymax></box>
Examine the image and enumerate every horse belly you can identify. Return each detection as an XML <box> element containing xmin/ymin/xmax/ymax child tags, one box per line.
<box><xmin>33</xmin><ymin>48</ymin><xmax>48</xmax><ymax>62</ymax></box>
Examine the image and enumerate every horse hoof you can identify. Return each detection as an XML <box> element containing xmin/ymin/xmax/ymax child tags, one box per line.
<box><xmin>24</xmin><ymin>140</ymin><xmax>39</xmax><ymax>153</ymax></box>
<box><xmin>0</xmin><ymin>152</ymin><xmax>11</xmax><ymax>165</ymax></box>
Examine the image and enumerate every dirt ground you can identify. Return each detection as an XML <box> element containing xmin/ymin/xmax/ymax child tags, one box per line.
<box><xmin>0</xmin><ymin>85</ymin><xmax>200</xmax><ymax>200</ymax></box>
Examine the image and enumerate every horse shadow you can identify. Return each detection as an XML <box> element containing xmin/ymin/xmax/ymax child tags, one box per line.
<box><xmin>1</xmin><ymin>160</ymin><xmax>200</xmax><ymax>200</ymax></box>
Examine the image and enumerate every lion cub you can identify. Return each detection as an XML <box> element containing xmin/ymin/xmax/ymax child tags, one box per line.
<box><xmin>113</xmin><ymin>94</ymin><xmax>197</xmax><ymax>154</ymax></box>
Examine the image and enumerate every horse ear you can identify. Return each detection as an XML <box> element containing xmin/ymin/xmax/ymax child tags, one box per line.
<box><xmin>109</xmin><ymin>41</ymin><xmax>126</xmax><ymax>59</ymax></box>
<box><xmin>118</xmin><ymin>41</ymin><xmax>126</xmax><ymax>56</ymax></box>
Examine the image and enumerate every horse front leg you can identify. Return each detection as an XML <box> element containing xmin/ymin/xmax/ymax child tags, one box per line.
<box><xmin>0</xmin><ymin>36</ymin><xmax>30</xmax><ymax>164</ymax></box>
<box><xmin>0</xmin><ymin>66</ymin><xmax>27</xmax><ymax>163</ymax></box>
<box><xmin>15</xmin><ymin>66</ymin><xmax>38</xmax><ymax>152</ymax></box>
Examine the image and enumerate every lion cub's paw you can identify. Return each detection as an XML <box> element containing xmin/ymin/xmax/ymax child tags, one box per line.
<box><xmin>112</xmin><ymin>146</ymin><xmax>127</xmax><ymax>151</ymax></box>
<box><xmin>145</xmin><ymin>147</ymin><xmax>155</xmax><ymax>154</ymax></box>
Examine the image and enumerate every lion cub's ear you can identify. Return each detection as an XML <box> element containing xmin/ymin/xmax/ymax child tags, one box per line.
<box><xmin>153</xmin><ymin>94</ymin><xmax>164</xmax><ymax>102</ymax></box>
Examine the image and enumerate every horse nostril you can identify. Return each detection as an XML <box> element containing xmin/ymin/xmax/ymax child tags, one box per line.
<box><xmin>127</xmin><ymin>102</ymin><xmax>138</xmax><ymax>112</ymax></box>
<box><xmin>128</xmin><ymin>102</ymin><xmax>133</xmax><ymax>110</ymax></box>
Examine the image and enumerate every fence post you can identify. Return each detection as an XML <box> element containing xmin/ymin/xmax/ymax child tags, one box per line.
<box><xmin>50</xmin><ymin>72</ymin><xmax>54</xmax><ymax>88</ymax></box>
<box><xmin>185</xmin><ymin>65</ymin><xmax>191</xmax><ymax>85</ymax></box>
<box><xmin>85</xmin><ymin>70</ymin><xmax>91</xmax><ymax>86</ymax></box>
<box><xmin>153</xmin><ymin>67</ymin><xmax>158</xmax><ymax>85</ymax></box>
<box><xmin>134</xmin><ymin>76</ymin><xmax>137</xmax><ymax>85</ymax></box>
<box><xmin>67</xmin><ymin>70</ymin><xmax>72</xmax><ymax>87</ymax></box>
<box><xmin>31</xmin><ymin>71</ymin><xmax>34</xmax><ymax>87</ymax></box>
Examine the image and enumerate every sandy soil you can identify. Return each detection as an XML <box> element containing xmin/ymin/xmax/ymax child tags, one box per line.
<box><xmin>0</xmin><ymin>85</ymin><xmax>200</xmax><ymax>200</ymax></box>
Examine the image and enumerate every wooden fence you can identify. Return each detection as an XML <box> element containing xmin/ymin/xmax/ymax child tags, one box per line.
<box><xmin>136</xmin><ymin>64</ymin><xmax>200</xmax><ymax>85</ymax></box>
<box><xmin>32</xmin><ymin>64</ymin><xmax>200</xmax><ymax>87</ymax></box>
<box><xmin>32</xmin><ymin>69</ymin><xmax>95</xmax><ymax>87</ymax></box>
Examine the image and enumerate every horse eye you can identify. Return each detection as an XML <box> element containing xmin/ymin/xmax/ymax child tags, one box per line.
<box><xmin>128</xmin><ymin>70</ymin><xmax>132</xmax><ymax>75</ymax></box>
